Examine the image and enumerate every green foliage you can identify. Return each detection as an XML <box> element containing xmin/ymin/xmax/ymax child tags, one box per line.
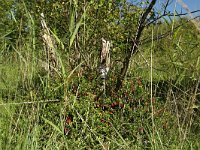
<box><xmin>0</xmin><ymin>0</ymin><xmax>200</xmax><ymax>149</ymax></box>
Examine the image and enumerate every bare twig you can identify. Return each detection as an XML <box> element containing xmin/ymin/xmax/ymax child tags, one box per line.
<box><xmin>177</xmin><ymin>0</ymin><xmax>200</xmax><ymax>31</ymax></box>
<box><xmin>142</xmin><ymin>16</ymin><xmax>200</xmax><ymax>44</ymax></box>
<box><xmin>147</xmin><ymin>10</ymin><xmax>200</xmax><ymax>26</ymax></box>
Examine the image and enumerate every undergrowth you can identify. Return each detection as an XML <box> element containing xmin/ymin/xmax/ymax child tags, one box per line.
<box><xmin>0</xmin><ymin>1</ymin><xmax>200</xmax><ymax>149</ymax></box>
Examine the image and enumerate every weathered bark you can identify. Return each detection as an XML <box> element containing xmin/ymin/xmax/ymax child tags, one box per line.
<box><xmin>115</xmin><ymin>0</ymin><xmax>157</xmax><ymax>91</ymax></box>
<box><xmin>99</xmin><ymin>38</ymin><xmax>111</xmax><ymax>96</ymax></box>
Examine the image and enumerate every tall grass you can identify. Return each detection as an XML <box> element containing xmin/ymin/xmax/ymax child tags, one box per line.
<box><xmin>0</xmin><ymin>1</ymin><xmax>200</xmax><ymax>149</ymax></box>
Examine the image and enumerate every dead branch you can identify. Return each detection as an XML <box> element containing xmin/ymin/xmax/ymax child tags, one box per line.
<box><xmin>99</xmin><ymin>38</ymin><xmax>111</xmax><ymax>96</ymax></box>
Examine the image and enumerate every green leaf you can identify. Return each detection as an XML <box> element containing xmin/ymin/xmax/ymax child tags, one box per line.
<box><xmin>172</xmin><ymin>62</ymin><xmax>183</xmax><ymax>66</ymax></box>
<box><xmin>41</xmin><ymin>116</ymin><xmax>63</xmax><ymax>135</ymax></box>
<box><xmin>173</xmin><ymin>26</ymin><xmax>182</xmax><ymax>39</ymax></box>
<box><xmin>69</xmin><ymin>8</ymin><xmax>87</xmax><ymax>48</ymax></box>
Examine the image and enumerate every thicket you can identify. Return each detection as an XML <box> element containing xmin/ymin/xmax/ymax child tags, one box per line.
<box><xmin>0</xmin><ymin>0</ymin><xmax>200</xmax><ymax>149</ymax></box>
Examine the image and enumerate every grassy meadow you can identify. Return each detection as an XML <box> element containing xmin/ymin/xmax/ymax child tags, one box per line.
<box><xmin>0</xmin><ymin>1</ymin><xmax>200</xmax><ymax>149</ymax></box>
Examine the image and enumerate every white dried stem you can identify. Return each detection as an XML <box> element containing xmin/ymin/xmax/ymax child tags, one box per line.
<box><xmin>40</xmin><ymin>13</ymin><xmax>59</xmax><ymax>76</ymax></box>
<box><xmin>99</xmin><ymin>38</ymin><xmax>111</xmax><ymax>96</ymax></box>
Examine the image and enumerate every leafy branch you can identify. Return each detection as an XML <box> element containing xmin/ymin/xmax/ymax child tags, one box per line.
<box><xmin>115</xmin><ymin>0</ymin><xmax>157</xmax><ymax>91</ymax></box>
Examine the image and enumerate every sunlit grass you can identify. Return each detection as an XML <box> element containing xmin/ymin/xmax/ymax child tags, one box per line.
<box><xmin>0</xmin><ymin>0</ymin><xmax>199</xmax><ymax>149</ymax></box>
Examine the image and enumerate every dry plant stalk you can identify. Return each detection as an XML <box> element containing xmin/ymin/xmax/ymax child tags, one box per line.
<box><xmin>40</xmin><ymin>13</ymin><xmax>59</xmax><ymax>76</ymax></box>
<box><xmin>99</xmin><ymin>38</ymin><xmax>111</xmax><ymax>95</ymax></box>
<box><xmin>177</xmin><ymin>0</ymin><xmax>200</xmax><ymax>32</ymax></box>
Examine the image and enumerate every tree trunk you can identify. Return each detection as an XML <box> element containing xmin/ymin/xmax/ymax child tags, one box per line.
<box><xmin>115</xmin><ymin>0</ymin><xmax>157</xmax><ymax>91</ymax></box>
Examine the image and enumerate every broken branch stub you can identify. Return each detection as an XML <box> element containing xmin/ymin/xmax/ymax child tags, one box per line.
<box><xmin>100</xmin><ymin>38</ymin><xmax>111</xmax><ymax>79</ymax></box>
<box><xmin>98</xmin><ymin>38</ymin><xmax>111</xmax><ymax>97</ymax></box>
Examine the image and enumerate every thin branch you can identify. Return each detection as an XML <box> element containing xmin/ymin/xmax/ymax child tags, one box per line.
<box><xmin>163</xmin><ymin>0</ymin><xmax>171</xmax><ymax>14</ymax></box>
<box><xmin>147</xmin><ymin>10</ymin><xmax>200</xmax><ymax>26</ymax></box>
<box><xmin>177</xmin><ymin>0</ymin><xmax>200</xmax><ymax>31</ymax></box>
<box><xmin>142</xmin><ymin>15</ymin><xmax>200</xmax><ymax>44</ymax></box>
<box><xmin>169</xmin><ymin>10</ymin><xmax>200</xmax><ymax>16</ymax></box>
